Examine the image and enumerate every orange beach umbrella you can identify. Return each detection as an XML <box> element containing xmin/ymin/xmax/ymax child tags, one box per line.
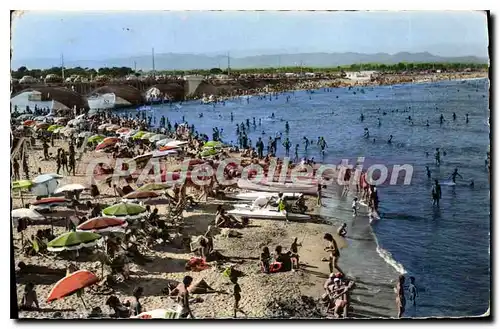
<box><xmin>46</xmin><ymin>270</ymin><xmax>99</xmax><ymax>303</ymax></box>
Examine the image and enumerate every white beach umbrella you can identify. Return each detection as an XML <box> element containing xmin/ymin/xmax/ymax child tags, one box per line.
<box><xmin>149</xmin><ymin>134</ymin><xmax>168</xmax><ymax>143</ymax></box>
<box><xmin>165</xmin><ymin>140</ymin><xmax>188</xmax><ymax>147</ymax></box>
<box><xmin>32</xmin><ymin>173</ymin><xmax>63</xmax><ymax>196</ymax></box>
<box><xmin>54</xmin><ymin>183</ymin><xmax>87</xmax><ymax>194</ymax></box>
<box><xmin>78</xmin><ymin>131</ymin><xmax>92</xmax><ymax>138</ymax></box>
<box><xmin>11</xmin><ymin>208</ymin><xmax>44</xmax><ymax>220</ymax></box>
<box><xmin>156</xmin><ymin>138</ymin><xmax>175</xmax><ymax>147</ymax></box>
<box><xmin>150</xmin><ymin>150</ymin><xmax>178</xmax><ymax>158</ymax></box>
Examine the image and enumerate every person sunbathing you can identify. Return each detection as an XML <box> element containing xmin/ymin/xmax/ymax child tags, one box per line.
<box><xmin>105</xmin><ymin>295</ymin><xmax>130</xmax><ymax>318</ymax></box>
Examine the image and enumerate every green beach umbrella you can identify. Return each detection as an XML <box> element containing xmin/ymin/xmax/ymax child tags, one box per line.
<box><xmin>132</xmin><ymin>131</ymin><xmax>146</xmax><ymax>140</ymax></box>
<box><xmin>47</xmin><ymin>231</ymin><xmax>102</xmax><ymax>252</ymax></box>
<box><xmin>201</xmin><ymin>148</ymin><xmax>218</xmax><ymax>157</ymax></box>
<box><xmin>140</xmin><ymin>132</ymin><xmax>155</xmax><ymax>140</ymax></box>
<box><xmin>47</xmin><ymin>124</ymin><xmax>63</xmax><ymax>132</ymax></box>
<box><xmin>12</xmin><ymin>180</ymin><xmax>33</xmax><ymax>190</ymax></box>
<box><xmin>102</xmin><ymin>202</ymin><xmax>147</xmax><ymax>220</ymax></box>
<box><xmin>88</xmin><ymin>134</ymin><xmax>105</xmax><ymax>143</ymax></box>
<box><xmin>137</xmin><ymin>183</ymin><xmax>170</xmax><ymax>192</ymax></box>
<box><xmin>204</xmin><ymin>141</ymin><xmax>223</xmax><ymax>148</ymax></box>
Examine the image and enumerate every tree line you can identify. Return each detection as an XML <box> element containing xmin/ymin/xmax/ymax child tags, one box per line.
<box><xmin>11</xmin><ymin>62</ymin><xmax>488</xmax><ymax>80</ymax></box>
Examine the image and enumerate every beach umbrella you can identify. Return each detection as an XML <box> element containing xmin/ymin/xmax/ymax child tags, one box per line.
<box><xmin>16</xmin><ymin>125</ymin><xmax>27</xmax><ymax>131</ymax></box>
<box><xmin>204</xmin><ymin>141</ymin><xmax>223</xmax><ymax>148</ymax></box>
<box><xmin>132</xmin><ymin>131</ymin><xmax>147</xmax><ymax>140</ymax></box>
<box><xmin>106</xmin><ymin>124</ymin><xmax>121</xmax><ymax>132</ymax></box>
<box><xmin>149</xmin><ymin>134</ymin><xmax>168</xmax><ymax>143</ymax></box>
<box><xmin>78</xmin><ymin>131</ymin><xmax>92</xmax><ymax>138</ymax></box>
<box><xmin>150</xmin><ymin>149</ymin><xmax>178</xmax><ymax>158</ymax></box>
<box><xmin>95</xmin><ymin>137</ymin><xmax>119</xmax><ymax>151</ymax></box>
<box><xmin>32</xmin><ymin>173</ymin><xmax>63</xmax><ymax>196</ymax></box>
<box><xmin>165</xmin><ymin>140</ymin><xmax>189</xmax><ymax>147</ymax></box>
<box><xmin>131</xmin><ymin>309</ymin><xmax>179</xmax><ymax>319</ymax></box>
<box><xmin>156</xmin><ymin>138</ymin><xmax>175</xmax><ymax>147</ymax></box>
<box><xmin>101</xmin><ymin>202</ymin><xmax>147</xmax><ymax>220</ymax></box>
<box><xmin>68</xmin><ymin>118</ymin><xmax>85</xmax><ymax>126</ymax></box>
<box><xmin>137</xmin><ymin>183</ymin><xmax>170</xmax><ymax>192</ymax></box>
<box><xmin>122</xmin><ymin>190</ymin><xmax>160</xmax><ymax>202</ymax></box>
<box><xmin>140</xmin><ymin>132</ymin><xmax>156</xmax><ymax>140</ymax></box>
<box><xmin>158</xmin><ymin>145</ymin><xmax>180</xmax><ymax>152</ymax></box>
<box><xmin>116</xmin><ymin>127</ymin><xmax>131</xmax><ymax>134</ymax></box>
<box><xmin>12</xmin><ymin>180</ymin><xmax>33</xmax><ymax>207</ymax></box>
<box><xmin>46</xmin><ymin>269</ymin><xmax>99</xmax><ymax>309</ymax></box>
<box><xmin>98</xmin><ymin>123</ymin><xmax>111</xmax><ymax>131</ymax></box>
<box><xmin>201</xmin><ymin>148</ymin><xmax>217</xmax><ymax>157</ymax></box>
<box><xmin>12</xmin><ymin>179</ymin><xmax>33</xmax><ymax>190</ymax></box>
<box><xmin>17</xmin><ymin>114</ymin><xmax>33</xmax><ymax>121</ymax></box>
<box><xmin>30</xmin><ymin>197</ymin><xmax>69</xmax><ymax>209</ymax></box>
<box><xmin>88</xmin><ymin>134</ymin><xmax>105</xmax><ymax>144</ymax></box>
<box><xmin>23</xmin><ymin>120</ymin><xmax>35</xmax><ymax>127</ymax></box>
<box><xmin>47</xmin><ymin>231</ymin><xmax>102</xmax><ymax>252</ymax></box>
<box><xmin>123</xmin><ymin>129</ymin><xmax>138</xmax><ymax>137</ymax></box>
<box><xmin>76</xmin><ymin>217</ymin><xmax>128</xmax><ymax>233</ymax></box>
<box><xmin>47</xmin><ymin>125</ymin><xmax>63</xmax><ymax>132</ymax></box>
<box><xmin>34</xmin><ymin>116</ymin><xmax>47</xmax><ymax>122</ymax></box>
<box><xmin>54</xmin><ymin>183</ymin><xmax>87</xmax><ymax>194</ymax></box>
<box><xmin>12</xmin><ymin>208</ymin><xmax>44</xmax><ymax>220</ymax></box>
<box><xmin>36</xmin><ymin>122</ymin><xmax>50</xmax><ymax>130</ymax></box>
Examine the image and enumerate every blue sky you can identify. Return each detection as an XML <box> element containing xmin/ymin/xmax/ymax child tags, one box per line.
<box><xmin>11</xmin><ymin>11</ymin><xmax>489</xmax><ymax>61</ymax></box>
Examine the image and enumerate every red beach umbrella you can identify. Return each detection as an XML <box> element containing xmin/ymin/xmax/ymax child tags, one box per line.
<box><xmin>95</xmin><ymin>137</ymin><xmax>120</xmax><ymax>151</ymax></box>
<box><xmin>31</xmin><ymin>197</ymin><xmax>69</xmax><ymax>206</ymax></box>
<box><xmin>46</xmin><ymin>270</ymin><xmax>99</xmax><ymax>303</ymax></box>
<box><xmin>76</xmin><ymin>217</ymin><xmax>128</xmax><ymax>232</ymax></box>
<box><xmin>23</xmin><ymin>120</ymin><xmax>35</xmax><ymax>127</ymax></box>
<box><xmin>122</xmin><ymin>190</ymin><xmax>160</xmax><ymax>200</ymax></box>
<box><xmin>158</xmin><ymin>145</ymin><xmax>179</xmax><ymax>152</ymax></box>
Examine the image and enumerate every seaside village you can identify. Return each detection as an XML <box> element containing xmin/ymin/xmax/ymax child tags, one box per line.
<box><xmin>10</xmin><ymin>64</ymin><xmax>487</xmax><ymax>319</ymax></box>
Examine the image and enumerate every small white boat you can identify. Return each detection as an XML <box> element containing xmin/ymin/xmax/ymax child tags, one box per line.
<box><xmin>233</xmin><ymin>192</ymin><xmax>302</xmax><ymax>201</ymax></box>
<box><xmin>227</xmin><ymin>207</ymin><xmax>310</xmax><ymax>221</ymax></box>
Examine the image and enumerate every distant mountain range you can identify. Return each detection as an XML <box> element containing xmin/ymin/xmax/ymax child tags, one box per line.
<box><xmin>11</xmin><ymin>51</ymin><xmax>489</xmax><ymax>71</ymax></box>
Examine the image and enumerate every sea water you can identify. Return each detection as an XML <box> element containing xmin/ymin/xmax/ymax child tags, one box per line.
<box><xmin>117</xmin><ymin>78</ymin><xmax>490</xmax><ymax>317</ymax></box>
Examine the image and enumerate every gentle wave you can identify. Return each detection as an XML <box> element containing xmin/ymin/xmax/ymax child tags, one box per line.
<box><xmin>372</xmin><ymin>232</ymin><xmax>407</xmax><ymax>274</ymax></box>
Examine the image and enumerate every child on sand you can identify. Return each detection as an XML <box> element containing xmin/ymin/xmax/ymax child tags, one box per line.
<box><xmin>352</xmin><ymin>197</ymin><xmax>359</xmax><ymax>217</ymax></box>
<box><xmin>231</xmin><ymin>276</ymin><xmax>245</xmax><ymax>318</ymax></box>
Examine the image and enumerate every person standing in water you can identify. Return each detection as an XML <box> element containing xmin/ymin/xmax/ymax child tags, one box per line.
<box><xmin>466</xmin><ymin>113</ymin><xmax>469</xmax><ymax>124</ymax></box>
<box><xmin>396</xmin><ymin>275</ymin><xmax>406</xmax><ymax>318</ymax></box>
<box><xmin>318</xmin><ymin>137</ymin><xmax>327</xmax><ymax>156</ymax></box>
<box><xmin>452</xmin><ymin>112</ymin><xmax>456</xmax><ymax>121</ymax></box>
<box><xmin>364</xmin><ymin>128</ymin><xmax>370</xmax><ymax>139</ymax></box>
<box><xmin>449</xmin><ymin>168</ymin><xmax>463</xmax><ymax>183</ymax></box>
<box><xmin>434</xmin><ymin>148</ymin><xmax>441</xmax><ymax>166</ymax></box>
<box><xmin>283</xmin><ymin>138</ymin><xmax>291</xmax><ymax>156</ymax></box>
<box><xmin>303</xmin><ymin>136</ymin><xmax>310</xmax><ymax>152</ymax></box>
<box><xmin>294</xmin><ymin>143</ymin><xmax>299</xmax><ymax>162</ymax></box>
<box><xmin>432</xmin><ymin>180</ymin><xmax>442</xmax><ymax>206</ymax></box>
<box><xmin>256</xmin><ymin>137</ymin><xmax>264</xmax><ymax>158</ymax></box>
<box><xmin>387</xmin><ymin>135</ymin><xmax>393</xmax><ymax>144</ymax></box>
<box><xmin>285</xmin><ymin>121</ymin><xmax>290</xmax><ymax>133</ymax></box>
<box><xmin>425</xmin><ymin>166</ymin><xmax>431</xmax><ymax>179</ymax></box>
<box><xmin>230</xmin><ymin>112</ymin><xmax>234</xmax><ymax>122</ymax></box>
<box><xmin>408</xmin><ymin>276</ymin><xmax>418</xmax><ymax>307</ymax></box>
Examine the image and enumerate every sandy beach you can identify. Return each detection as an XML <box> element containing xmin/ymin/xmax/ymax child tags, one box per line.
<box><xmin>12</xmin><ymin>135</ymin><xmax>399</xmax><ymax>319</ymax></box>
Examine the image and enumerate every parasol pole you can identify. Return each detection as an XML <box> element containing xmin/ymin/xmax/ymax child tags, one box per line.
<box><xmin>80</xmin><ymin>295</ymin><xmax>87</xmax><ymax>310</ymax></box>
